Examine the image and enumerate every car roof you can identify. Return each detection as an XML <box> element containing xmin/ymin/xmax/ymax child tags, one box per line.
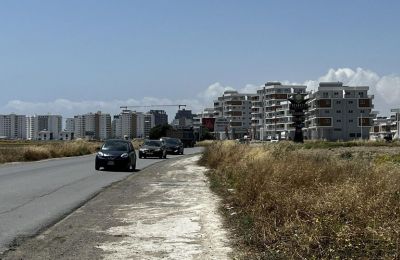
<box><xmin>104</xmin><ymin>139</ymin><xmax>130</xmax><ymax>143</ymax></box>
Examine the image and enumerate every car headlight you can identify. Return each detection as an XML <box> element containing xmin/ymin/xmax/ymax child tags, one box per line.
<box><xmin>139</xmin><ymin>148</ymin><xmax>147</xmax><ymax>152</ymax></box>
<box><xmin>121</xmin><ymin>153</ymin><xmax>129</xmax><ymax>158</ymax></box>
<box><xmin>155</xmin><ymin>149</ymin><xmax>161</xmax><ymax>152</ymax></box>
<box><xmin>97</xmin><ymin>151</ymin><xmax>105</xmax><ymax>157</ymax></box>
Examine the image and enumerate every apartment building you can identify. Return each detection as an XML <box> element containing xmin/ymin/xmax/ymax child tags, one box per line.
<box><xmin>65</xmin><ymin>118</ymin><xmax>75</xmax><ymax>132</ymax></box>
<box><xmin>72</xmin><ymin>112</ymin><xmax>111</xmax><ymax>140</ymax></box>
<box><xmin>263</xmin><ymin>82</ymin><xmax>307</xmax><ymax>140</ymax></box>
<box><xmin>304</xmin><ymin>82</ymin><xmax>374</xmax><ymax>141</ymax></box>
<box><xmin>135</xmin><ymin>112</ymin><xmax>155</xmax><ymax>138</ymax></box>
<box><xmin>213</xmin><ymin>90</ymin><xmax>254</xmax><ymax>139</ymax></box>
<box><xmin>27</xmin><ymin>115</ymin><xmax>62</xmax><ymax>140</ymax></box>
<box><xmin>149</xmin><ymin>110</ymin><xmax>168</xmax><ymax>126</ymax></box>
<box><xmin>250</xmin><ymin>82</ymin><xmax>307</xmax><ymax>140</ymax></box>
<box><xmin>112</xmin><ymin>110</ymin><xmax>137</xmax><ymax>139</ymax></box>
<box><xmin>370</xmin><ymin>116</ymin><xmax>392</xmax><ymax>140</ymax></box>
<box><xmin>144</xmin><ymin>113</ymin><xmax>155</xmax><ymax>138</ymax></box>
<box><xmin>172</xmin><ymin>109</ymin><xmax>194</xmax><ymax>128</ymax></box>
<box><xmin>0</xmin><ymin>114</ymin><xmax>27</xmax><ymax>139</ymax></box>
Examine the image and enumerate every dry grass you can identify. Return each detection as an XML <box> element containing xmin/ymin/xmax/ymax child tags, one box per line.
<box><xmin>195</xmin><ymin>140</ymin><xmax>215</xmax><ymax>147</ymax></box>
<box><xmin>0</xmin><ymin>141</ymin><xmax>100</xmax><ymax>164</ymax></box>
<box><xmin>200</xmin><ymin>141</ymin><xmax>400</xmax><ymax>259</ymax></box>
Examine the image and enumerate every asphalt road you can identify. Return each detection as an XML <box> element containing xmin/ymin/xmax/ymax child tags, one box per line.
<box><xmin>0</xmin><ymin>147</ymin><xmax>203</xmax><ymax>253</ymax></box>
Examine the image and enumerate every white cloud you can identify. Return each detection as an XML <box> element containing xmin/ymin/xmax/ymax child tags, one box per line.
<box><xmin>198</xmin><ymin>82</ymin><xmax>234</xmax><ymax>101</ymax></box>
<box><xmin>1</xmin><ymin>68</ymin><xmax>399</xmax><ymax>119</ymax></box>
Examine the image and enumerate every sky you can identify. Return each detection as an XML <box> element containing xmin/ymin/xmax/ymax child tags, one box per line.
<box><xmin>1</xmin><ymin>0</ymin><xmax>399</xmax><ymax>119</ymax></box>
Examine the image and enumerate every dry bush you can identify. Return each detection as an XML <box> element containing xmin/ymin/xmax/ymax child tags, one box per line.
<box><xmin>0</xmin><ymin>141</ymin><xmax>99</xmax><ymax>164</ymax></box>
<box><xmin>201</xmin><ymin>141</ymin><xmax>400</xmax><ymax>259</ymax></box>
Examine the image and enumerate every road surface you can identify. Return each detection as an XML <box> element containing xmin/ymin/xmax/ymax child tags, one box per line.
<box><xmin>1</xmin><ymin>154</ymin><xmax>234</xmax><ymax>260</ymax></box>
<box><xmin>0</xmin><ymin>147</ymin><xmax>203</xmax><ymax>253</ymax></box>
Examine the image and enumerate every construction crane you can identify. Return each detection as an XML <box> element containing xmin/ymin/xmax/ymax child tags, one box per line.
<box><xmin>120</xmin><ymin>104</ymin><xmax>187</xmax><ymax>110</ymax></box>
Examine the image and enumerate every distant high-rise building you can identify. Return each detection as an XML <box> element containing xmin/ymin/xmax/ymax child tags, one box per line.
<box><xmin>112</xmin><ymin>110</ymin><xmax>137</xmax><ymax>139</ymax></box>
<box><xmin>0</xmin><ymin>114</ymin><xmax>27</xmax><ymax>139</ymax></box>
<box><xmin>144</xmin><ymin>113</ymin><xmax>155</xmax><ymax>138</ymax></box>
<box><xmin>27</xmin><ymin>115</ymin><xmax>62</xmax><ymax>140</ymax></box>
<box><xmin>65</xmin><ymin>118</ymin><xmax>75</xmax><ymax>132</ymax></box>
<box><xmin>72</xmin><ymin>112</ymin><xmax>111</xmax><ymax>140</ymax></box>
<box><xmin>149</xmin><ymin>110</ymin><xmax>168</xmax><ymax>126</ymax></box>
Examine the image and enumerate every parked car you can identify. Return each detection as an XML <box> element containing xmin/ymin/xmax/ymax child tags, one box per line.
<box><xmin>139</xmin><ymin>140</ymin><xmax>167</xmax><ymax>159</ymax></box>
<box><xmin>160</xmin><ymin>137</ymin><xmax>184</xmax><ymax>155</ymax></box>
<box><xmin>95</xmin><ymin>139</ymin><xmax>136</xmax><ymax>171</ymax></box>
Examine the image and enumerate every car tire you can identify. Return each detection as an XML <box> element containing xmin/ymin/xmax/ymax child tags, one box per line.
<box><xmin>95</xmin><ymin>161</ymin><xmax>100</xmax><ymax>171</ymax></box>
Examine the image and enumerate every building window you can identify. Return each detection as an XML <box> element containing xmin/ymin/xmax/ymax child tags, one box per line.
<box><xmin>349</xmin><ymin>119</ymin><xmax>353</xmax><ymax>123</ymax></box>
<box><xmin>322</xmin><ymin>92</ymin><xmax>329</xmax><ymax>98</ymax></box>
<box><xmin>349</xmin><ymin>110</ymin><xmax>353</xmax><ymax>113</ymax></box>
<box><xmin>325</xmin><ymin>110</ymin><xmax>330</xmax><ymax>114</ymax></box>
<box><xmin>336</xmin><ymin>110</ymin><xmax>341</xmax><ymax>113</ymax></box>
<box><xmin>336</xmin><ymin>101</ymin><xmax>341</xmax><ymax>104</ymax></box>
<box><xmin>334</xmin><ymin>92</ymin><xmax>339</xmax><ymax>95</ymax></box>
<box><xmin>337</xmin><ymin>119</ymin><xmax>342</xmax><ymax>122</ymax></box>
<box><xmin>350</xmin><ymin>133</ymin><xmax>355</xmax><ymax>137</ymax></box>
<box><xmin>358</xmin><ymin>92</ymin><xmax>364</xmax><ymax>97</ymax></box>
<box><xmin>334</xmin><ymin>128</ymin><xmax>342</xmax><ymax>131</ymax></box>
<box><xmin>349</xmin><ymin>100</ymin><xmax>353</xmax><ymax>104</ymax></box>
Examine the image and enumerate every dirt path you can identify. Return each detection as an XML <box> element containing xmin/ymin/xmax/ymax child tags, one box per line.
<box><xmin>1</xmin><ymin>155</ymin><xmax>233</xmax><ymax>260</ymax></box>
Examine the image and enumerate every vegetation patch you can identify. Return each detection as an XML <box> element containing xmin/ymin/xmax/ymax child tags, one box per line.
<box><xmin>200</xmin><ymin>141</ymin><xmax>400</xmax><ymax>259</ymax></box>
<box><xmin>0</xmin><ymin>141</ymin><xmax>100</xmax><ymax>164</ymax></box>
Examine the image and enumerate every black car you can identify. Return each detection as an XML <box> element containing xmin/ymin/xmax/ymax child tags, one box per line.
<box><xmin>95</xmin><ymin>139</ymin><xmax>136</xmax><ymax>171</ymax></box>
<box><xmin>160</xmin><ymin>137</ymin><xmax>184</xmax><ymax>155</ymax></box>
<box><xmin>139</xmin><ymin>140</ymin><xmax>167</xmax><ymax>159</ymax></box>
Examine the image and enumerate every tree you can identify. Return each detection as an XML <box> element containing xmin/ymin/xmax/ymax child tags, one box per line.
<box><xmin>149</xmin><ymin>124</ymin><xmax>173</xmax><ymax>139</ymax></box>
<box><xmin>200</xmin><ymin>128</ymin><xmax>215</xmax><ymax>141</ymax></box>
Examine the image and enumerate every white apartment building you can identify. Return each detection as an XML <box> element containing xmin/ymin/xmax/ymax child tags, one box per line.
<box><xmin>72</xmin><ymin>112</ymin><xmax>111</xmax><ymax>140</ymax></box>
<box><xmin>27</xmin><ymin>115</ymin><xmax>62</xmax><ymax>140</ymax></box>
<box><xmin>112</xmin><ymin>110</ymin><xmax>137</xmax><ymax>139</ymax></box>
<box><xmin>0</xmin><ymin>114</ymin><xmax>27</xmax><ymax>139</ymax></box>
<box><xmin>135</xmin><ymin>112</ymin><xmax>156</xmax><ymax>138</ymax></box>
<box><xmin>213</xmin><ymin>90</ymin><xmax>254</xmax><ymax>139</ymax></box>
<box><xmin>250</xmin><ymin>83</ymin><xmax>307</xmax><ymax>140</ymax></box>
<box><xmin>370</xmin><ymin>116</ymin><xmax>392</xmax><ymax>140</ymax></box>
<box><xmin>304</xmin><ymin>82</ymin><xmax>374</xmax><ymax>141</ymax></box>
<box><xmin>65</xmin><ymin>118</ymin><xmax>75</xmax><ymax>132</ymax></box>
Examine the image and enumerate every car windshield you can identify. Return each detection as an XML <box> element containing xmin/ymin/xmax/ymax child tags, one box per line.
<box><xmin>166</xmin><ymin>139</ymin><xmax>180</xmax><ymax>145</ymax></box>
<box><xmin>144</xmin><ymin>140</ymin><xmax>162</xmax><ymax>147</ymax></box>
<box><xmin>102</xmin><ymin>141</ymin><xmax>129</xmax><ymax>151</ymax></box>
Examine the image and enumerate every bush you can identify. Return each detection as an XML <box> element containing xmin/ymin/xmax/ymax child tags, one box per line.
<box><xmin>0</xmin><ymin>141</ymin><xmax>100</xmax><ymax>164</ymax></box>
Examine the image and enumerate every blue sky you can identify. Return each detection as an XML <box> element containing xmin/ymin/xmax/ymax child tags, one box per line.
<box><xmin>1</xmin><ymin>0</ymin><xmax>399</xmax><ymax>117</ymax></box>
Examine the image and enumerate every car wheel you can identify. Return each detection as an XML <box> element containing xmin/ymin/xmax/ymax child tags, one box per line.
<box><xmin>95</xmin><ymin>164</ymin><xmax>100</xmax><ymax>171</ymax></box>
